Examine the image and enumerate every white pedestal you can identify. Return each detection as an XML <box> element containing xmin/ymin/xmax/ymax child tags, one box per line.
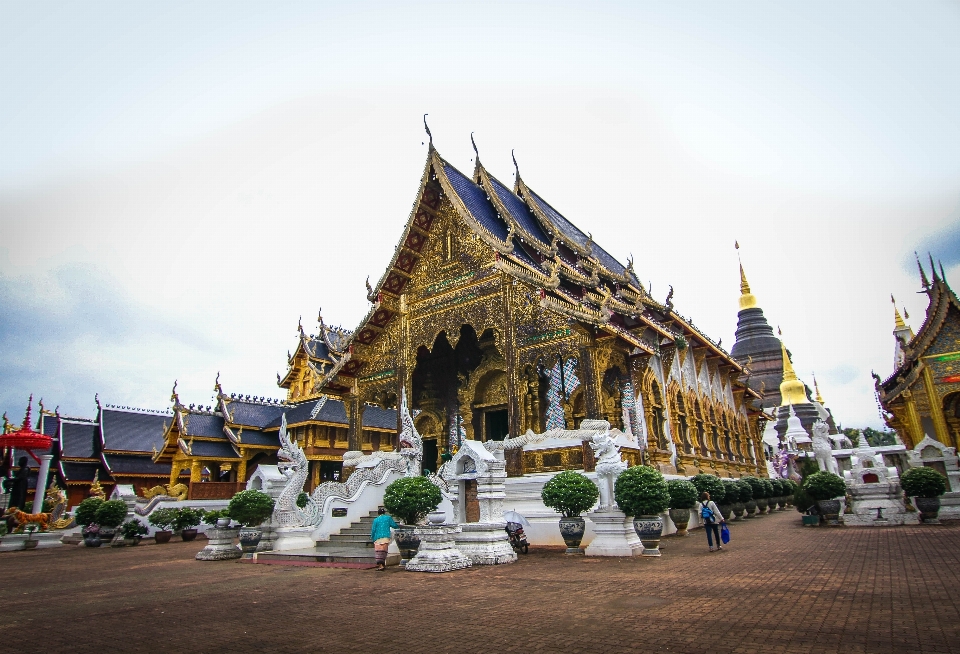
<box><xmin>584</xmin><ymin>509</ymin><xmax>642</xmax><ymax>557</ymax></box>
<box><xmin>406</xmin><ymin>524</ymin><xmax>472</xmax><ymax>573</ymax></box>
<box><xmin>195</xmin><ymin>527</ymin><xmax>242</xmax><ymax>561</ymax></box>
<box><xmin>0</xmin><ymin>532</ymin><xmax>64</xmax><ymax>551</ymax></box>
<box><xmin>455</xmin><ymin>522</ymin><xmax>517</xmax><ymax>565</ymax></box>
<box><xmin>271</xmin><ymin>525</ymin><xmax>316</xmax><ymax>552</ymax></box>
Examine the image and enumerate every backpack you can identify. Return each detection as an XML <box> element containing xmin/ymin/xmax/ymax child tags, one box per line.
<box><xmin>700</xmin><ymin>504</ymin><xmax>715</xmax><ymax>524</ymax></box>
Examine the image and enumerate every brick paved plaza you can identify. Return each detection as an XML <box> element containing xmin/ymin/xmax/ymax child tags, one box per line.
<box><xmin>3</xmin><ymin>511</ymin><xmax>960</xmax><ymax>653</ymax></box>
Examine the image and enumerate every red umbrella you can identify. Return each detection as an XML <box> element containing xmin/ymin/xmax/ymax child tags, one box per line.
<box><xmin>0</xmin><ymin>396</ymin><xmax>52</xmax><ymax>464</ymax></box>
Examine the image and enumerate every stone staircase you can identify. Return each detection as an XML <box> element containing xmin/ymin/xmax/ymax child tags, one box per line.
<box><xmin>254</xmin><ymin>510</ymin><xmax>400</xmax><ymax>568</ymax></box>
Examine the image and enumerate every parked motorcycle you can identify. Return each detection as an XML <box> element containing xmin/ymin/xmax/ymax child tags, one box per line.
<box><xmin>506</xmin><ymin>521</ymin><xmax>529</xmax><ymax>554</ymax></box>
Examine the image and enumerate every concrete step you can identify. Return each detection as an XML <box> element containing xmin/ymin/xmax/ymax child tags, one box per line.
<box><xmin>328</xmin><ymin>535</ymin><xmax>373</xmax><ymax>546</ymax></box>
<box><xmin>254</xmin><ymin>546</ymin><xmax>399</xmax><ymax>569</ymax></box>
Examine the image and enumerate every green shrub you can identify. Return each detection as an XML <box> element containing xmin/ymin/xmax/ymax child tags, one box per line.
<box><xmin>803</xmin><ymin>471</ymin><xmax>846</xmax><ymax>501</ymax></box>
<box><xmin>94</xmin><ymin>500</ymin><xmax>128</xmax><ymax>528</ymax></box>
<box><xmin>540</xmin><ymin>470</ymin><xmax>599</xmax><ymax>518</ymax></box>
<box><xmin>202</xmin><ymin>509</ymin><xmax>228</xmax><ymax>525</ymax></box>
<box><xmin>119</xmin><ymin>519</ymin><xmax>148</xmax><ymax>538</ymax></box>
<box><xmin>769</xmin><ymin>479</ymin><xmax>785</xmax><ymax>496</ymax></box>
<box><xmin>666</xmin><ymin>479</ymin><xmax>698</xmax><ymax>509</ymax></box>
<box><xmin>75</xmin><ymin>498</ymin><xmax>104</xmax><ymax>527</ymax></box>
<box><xmin>901</xmin><ymin>466</ymin><xmax>947</xmax><ymax>498</ymax></box>
<box><xmin>383</xmin><ymin>476</ymin><xmax>442</xmax><ymax>525</ymax></box>
<box><xmin>735</xmin><ymin>480</ymin><xmax>753</xmax><ymax>503</ymax></box>
<box><xmin>760</xmin><ymin>478</ymin><xmax>775</xmax><ymax>499</ymax></box>
<box><xmin>228</xmin><ymin>490</ymin><xmax>276</xmax><ymax>527</ymax></box>
<box><xmin>614</xmin><ymin>466</ymin><xmax>671</xmax><ymax>517</ymax></box>
<box><xmin>148</xmin><ymin>507</ymin><xmax>178</xmax><ymax>531</ymax></box>
<box><xmin>784</xmin><ymin>479</ymin><xmax>798</xmax><ymax>495</ymax></box>
<box><xmin>722</xmin><ymin>480</ymin><xmax>742</xmax><ymax>503</ymax></box>
<box><xmin>742</xmin><ymin>476</ymin><xmax>767</xmax><ymax>499</ymax></box>
<box><xmin>296</xmin><ymin>492</ymin><xmax>309</xmax><ymax>508</ymax></box>
<box><xmin>172</xmin><ymin>507</ymin><xmax>205</xmax><ymax>532</ymax></box>
<box><xmin>690</xmin><ymin>473</ymin><xmax>727</xmax><ymax>503</ymax></box>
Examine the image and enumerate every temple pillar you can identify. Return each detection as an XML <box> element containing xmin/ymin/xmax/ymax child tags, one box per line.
<box><xmin>396</xmin><ymin>293</ymin><xmax>410</xmax><ymax>450</ymax></box>
<box><xmin>347</xmin><ymin>395</ymin><xmax>363</xmax><ymax>451</ymax></box>
<box><xmin>578</xmin><ymin>339</ymin><xmax>602</xmax><ymax>420</ymax></box>
<box><xmin>237</xmin><ymin>450</ymin><xmax>247</xmax><ymax>483</ymax></box>
<box><xmin>31</xmin><ymin>454</ymin><xmax>52</xmax><ymax>514</ymax></box>
<box><xmin>190</xmin><ymin>460</ymin><xmax>202</xmax><ymax>483</ymax></box>
<box><xmin>503</xmin><ymin>276</ymin><xmax>520</xmax><ymax>438</ymax></box>
<box><xmin>922</xmin><ymin>365</ymin><xmax>952</xmax><ymax>446</ymax></box>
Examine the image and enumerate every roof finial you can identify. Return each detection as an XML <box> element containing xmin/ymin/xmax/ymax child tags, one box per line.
<box><xmin>736</xmin><ymin>241</ymin><xmax>758</xmax><ymax>310</ymax></box>
<box><xmin>511</xmin><ymin>149</ymin><xmax>520</xmax><ymax>178</ymax></box>
<box><xmin>423</xmin><ymin>114</ymin><xmax>432</xmax><ymax>146</ymax></box>
<box><xmin>813</xmin><ymin>373</ymin><xmax>824</xmax><ymax>404</ymax></box>
<box><xmin>470</xmin><ymin>132</ymin><xmax>479</xmax><ymax>162</ymax></box>
<box><xmin>940</xmin><ymin>260</ymin><xmax>947</xmax><ymax>282</ymax></box>
<box><xmin>22</xmin><ymin>394</ymin><xmax>33</xmax><ymax>431</ymax></box>
<box><xmin>930</xmin><ymin>252</ymin><xmax>941</xmax><ymax>282</ymax></box>
<box><xmin>891</xmin><ymin>294</ymin><xmax>906</xmax><ymax>329</ymax></box>
<box><xmin>916</xmin><ymin>251</ymin><xmax>931</xmax><ymax>290</ymax></box>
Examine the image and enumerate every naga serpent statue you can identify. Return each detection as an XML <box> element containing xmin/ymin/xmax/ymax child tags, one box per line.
<box><xmin>273</xmin><ymin>412</ymin><xmax>310</xmax><ymax>528</ymax></box>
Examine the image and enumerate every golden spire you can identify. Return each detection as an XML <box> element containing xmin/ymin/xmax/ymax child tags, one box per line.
<box><xmin>779</xmin><ymin>340</ymin><xmax>808</xmax><ymax>406</ymax></box>
<box><xmin>736</xmin><ymin>242</ymin><xmax>757</xmax><ymax>310</ymax></box>
<box><xmin>813</xmin><ymin>373</ymin><xmax>824</xmax><ymax>404</ymax></box>
<box><xmin>891</xmin><ymin>294</ymin><xmax>906</xmax><ymax>329</ymax></box>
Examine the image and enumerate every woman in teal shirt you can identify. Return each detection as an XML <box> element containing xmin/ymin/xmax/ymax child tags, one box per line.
<box><xmin>370</xmin><ymin>507</ymin><xmax>398</xmax><ymax>571</ymax></box>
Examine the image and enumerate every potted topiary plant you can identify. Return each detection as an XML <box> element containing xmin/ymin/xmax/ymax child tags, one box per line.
<box><xmin>690</xmin><ymin>474</ymin><xmax>729</xmax><ymax>519</ymax></box>
<box><xmin>803</xmin><ymin>471</ymin><xmax>847</xmax><ymax>524</ymax></box>
<box><xmin>901</xmin><ymin>466</ymin><xmax>948</xmax><ymax>523</ymax></box>
<box><xmin>95</xmin><ymin>499</ymin><xmax>128</xmax><ymax>545</ymax></box>
<box><xmin>120</xmin><ymin>519</ymin><xmax>148</xmax><ymax>545</ymax></box>
<box><xmin>783</xmin><ymin>479</ymin><xmax>798</xmax><ymax>506</ymax></box>
<box><xmin>742</xmin><ymin>477</ymin><xmax>764</xmax><ymax>517</ymax></box>
<box><xmin>540</xmin><ymin>470</ymin><xmax>600</xmax><ymax>553</ymax></box>
<box><xmin>770</xmin><ymin>479</ymin><xmax>787</xmax><ymax>510</ymax></box>
<box><xmin>760</xmin><ymin>478</ymin><xmax>775</xmax><ymax>513</ymax></box>
<box><xmin>723</xmin><ymin>480</ymin><xmax>744</xmax><ymax>520</ymax></box>
<box><xmin>203</xmin><ymin>509</ymin><xmax>231</xmax><ymax>528</ymax></box>
<box><xmin>665</xmin><ymin>479</ymin><xmax>698</xmax><ymax>536</ymax></box>
<box><xmin>228</xmin><ymin>490</ymin><xmax>276</xmax><ymax>553</ymax></box>
<box><xmin>76</xmin><ymin>497</ymin><xmax>104</xmax><ymax>547</ymax></box>
<box><xmin>148</xmin><ymin>507</ymin><xmax>178</xmax><ymax>544</ymax></box>
<box><xmin>734</xmin><ymin>479</ymin><xmax>752</xmax><ymax>518</ymax></box>
<box><xmin>382</xmin><ymin>476</ymin><xmax>443</xmax><ymax>563</ymax></box>
<box><xmin>615</xmin><ymin>466</ymin><xmax>671</xmax><ymax>556</ymax></box>
<box><xmin>22</xmin><ymin>524</ymin><xmax>39</xmax><ymax>550</ymax></box>
<box><xmin>172</xmin><ymin>507</ymin><xmax>205</xmax><ymax>541</ymax></box>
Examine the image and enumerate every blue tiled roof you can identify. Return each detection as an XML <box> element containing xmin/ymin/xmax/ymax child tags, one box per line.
<box><xmin>306</xmin><ymin>338</ymin><xmax>331</xmax><ymax>361</ymax></box>
<box><xmin>100</xmin><ymin>409</ymin><xmax>168</xmax><ymax>454</ymax></box>
<box><xmin>103</xmin><ymin>453</ymin><xmax>171</xmax><ymax>476</ymax></box>
<box><xmin>234</xmin><ymin>428</ymin><xmax>277</xmax><ymax>447</ymax></box>
<box><xmin>271</xmin><ymin>398</ymin><xmax>349</xmax><ymax>428</ymax></box>
<box><xmin>489</xmin><ymin>176</ymin><xmax>552</xmax><ymax>247</ymax></box>
<box><xmin>442</xmin><ymin>161</ymin><xmax>510</xmax><ymax>242</ymax></box>
<box><xmin>527</xmin><ymin>189</ymin><xmax>631</xmax><ymax>279</ymax></box>
<box><xmin>226</xmin><ymin>401</ymin><xmax>285</xmax><ymax>429</ymax></box>
<box><xmin>187</xmin><ymin>440</ymin><xmax>239</xmax><ymax>459</ymax></box>
<box><xmin>38</xmin><ymin>414</ymin><xmax>60</xmax><ymax>436</ymax></box>
<box><xmin>61</xmin><ymin>460</ymin><xmax>101</xmax><ymax>482</ymax></box>
<box><xmin>362</xmin><ymin>405</ymin><xmax>397</xmax><ymax>430</ymax></box>
<box><xmin>60</xmin><ymin>421</ymin><xmax>97</xmax><ymax>459</ymax></box>
<box><xmin>183</xmin><ymin>413</ymin><xmax>224</xmax><ymax>438</ymax></box>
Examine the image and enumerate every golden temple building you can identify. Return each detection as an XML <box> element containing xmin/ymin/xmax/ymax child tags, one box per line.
<box><xmin>296</xmin><ymin>138</ymin><xmax>766</xmax><ymax>478</ymax></box>
<box><xmin>878</xmin><ymin>256</ymin><xmax>960</xmax><ymax>449</ymax></box>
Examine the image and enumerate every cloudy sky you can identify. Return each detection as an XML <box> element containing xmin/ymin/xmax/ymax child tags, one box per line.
<box><xmin>1</xmin><ymin>1</ymin><xmax>958</xmax><ymax>430</ymax></box>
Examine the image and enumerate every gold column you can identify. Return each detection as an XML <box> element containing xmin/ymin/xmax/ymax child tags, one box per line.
<box><xmin>503</xmin><ymin>275</ymin><xmax>521</xmax><ymax>437</ymax></box>
<box><xmin>922</xmin><ymin>365</ymin><xmax>951</xmax><ymax>446</ymax></box>
<box><xmin>190</xmin><ymin>459</ymin><xmax>202</xmax><ymax>482</ymax></box>
<box><xmin>396</xmin><ymin>293</ymin><xmax>409</xmax><ymax>450</ymax></box>
<box><xmin>237</xmin><ymin>450</ymin><xmax>247</xmax><ymax>483</ymax></box>
<box><xmin>169</xmin><ymin>458</ymin><xmax>180</xmax><ymax>485</ymax></box>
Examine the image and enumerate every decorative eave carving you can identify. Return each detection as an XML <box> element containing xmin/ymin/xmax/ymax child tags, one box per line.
<box><xmin>475</xmin><ymin>165</ymin><xmax>557</xmax><ymax>258</ymax></box>
<box><xmin>494</xmin><ymin>253</ymin><xmax>560</xmax><ymax>289</ymax></box>
<box><xmin>539</xmin><ymin>290</ymin><xmax>608</xmax><ymax>326</ymax></box>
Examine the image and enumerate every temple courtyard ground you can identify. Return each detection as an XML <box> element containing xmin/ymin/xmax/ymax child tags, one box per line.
<box><xmin>2</xmin><ymin>510</ymin><xmax>959</xmax><ymax>653</ymax></box>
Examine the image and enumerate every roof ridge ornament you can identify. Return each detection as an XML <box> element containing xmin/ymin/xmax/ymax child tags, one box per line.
<box><xmin>423</xmin><ymin>114</ymin><xmax>432</xmax><ymax>147</ymax></box>
<box><xmin>916</xmin><ymin>251</ymin><xmax>931</xmax><ymax>292</ymax></box>
<box><xmin>929</xmin><ymin>252</ymin><xmax>941</xmax><ymax>283</ymax></box>
<box><xmin>470</xmin><ymin>132</ymin><xmax>479</xmax><ymax>161</ymax></box>
<box><xmin>512</xmin><ymin>149</ymin><xmax>520</xmax><ymax>179</ymax></box>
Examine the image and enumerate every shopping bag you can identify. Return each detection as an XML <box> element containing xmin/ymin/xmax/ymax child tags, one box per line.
<box><xmin>720</xmin><ymin>524</ymin><xmax>730</xmax><ymax>544</ymax></box>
